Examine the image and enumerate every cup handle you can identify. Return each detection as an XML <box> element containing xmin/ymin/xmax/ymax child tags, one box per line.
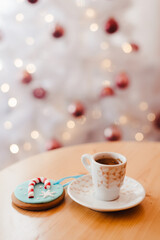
<box><xmin>81</xmin><ymin>154</ymin><xmax>92</xmax><ymax>173</ymax></box>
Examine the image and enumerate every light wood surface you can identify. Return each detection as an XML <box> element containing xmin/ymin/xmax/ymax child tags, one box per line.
<box><xmin>0</xmin><ymin>141</ymin><xmax>160</xmax><ymax>240</ymax></box>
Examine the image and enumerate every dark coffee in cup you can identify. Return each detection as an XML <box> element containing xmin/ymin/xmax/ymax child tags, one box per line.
<box><xmin>96</xmin><ymin>157</ymin><xmax>122</xmax><ymax>165</ymax></box>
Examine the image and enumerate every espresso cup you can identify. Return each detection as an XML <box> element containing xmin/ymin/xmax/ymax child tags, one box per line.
<box><xmin>81</xmin><ymin>152</ymin><xmax>127</xmax><ymax>201</ymax></box>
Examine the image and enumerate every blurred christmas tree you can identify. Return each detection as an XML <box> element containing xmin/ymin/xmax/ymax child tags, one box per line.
<box><xmin>0</xmin><ymin>0</ymin><xmax>159</xmax><ymax>168</ymax></box>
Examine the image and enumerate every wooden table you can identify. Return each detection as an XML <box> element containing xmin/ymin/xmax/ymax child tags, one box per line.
<box><xmin>0</xmin><ymin>142</ymin><xmax>160</xmax><ymax>240</ymax></box>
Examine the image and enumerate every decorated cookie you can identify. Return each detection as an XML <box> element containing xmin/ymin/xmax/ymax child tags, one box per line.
<box><xmin>12</xmin><ymin>177</ymin><xmax>65</xmax><ymax>211</ymax></box>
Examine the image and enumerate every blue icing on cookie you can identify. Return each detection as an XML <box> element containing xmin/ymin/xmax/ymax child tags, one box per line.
<box><xmin>14</xmin><ymin>179</ymin><xmax>63</xmax><ymax>204</ymax></box>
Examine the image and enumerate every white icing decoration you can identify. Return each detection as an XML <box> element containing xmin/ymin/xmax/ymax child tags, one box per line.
<box><xmin>40</xmin><ymin>190</ymin><xmax>56</xmax><ymax>198</ymax></box>
<box><xmin>19</xmin><ymin>187</ymin><xmax>23</xmax><ymax>190</ymax></box>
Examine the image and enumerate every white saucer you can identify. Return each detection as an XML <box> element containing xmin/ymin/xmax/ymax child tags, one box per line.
<box><xmin>67</xmin><ymin>175</ymin><xmax>145</xmax><ymax>212</ymax></box>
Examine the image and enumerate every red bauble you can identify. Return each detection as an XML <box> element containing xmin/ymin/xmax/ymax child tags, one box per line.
<box><xmin>100</xmin><ymin>87</ymin><xmax>115</xmax><ymax>98</ymax></box>
<box><xmin>104</xmin><ymin>125</ymin><xmax>121</xmax><ymax>141</ymax></box>
<box><xmin>27</xmin><ymin>0</ymin><xmax>38</xmax><ymax>3</ymax></box>
<box><xmin>21</xmin><ymin>71</ymin><xmax>32</xmax><ymax>84</ymax></box>
<box><xmin>33</xmin><ymin>88</ymin><xmax>46</xmax><ymax>99</ymax></box>
<box><xmin>154</xmin><ymin>113</ymin><xmax>160</xmax><ymax>129</ymax></box>
<box><xmin>105</xmin><ymin>18</ymin><xmax>119</xmax><ymax>34</ymax></box>
<box><xmin>130</xmin><ymin>43</ymin><xmax>139</xmax><ymax>52</ymax></box>
<box><xmin>46</xmin><ymin>139</ymin><xmax>62</xmax><ymax>151</ymax></box>
<box><xmin>116</xmin><ymin>72</ymin><xmax>129</xmax><ymax>89</ymax></box>
<box><xmin>52</xmin><ymin>25</ymin><xmax>64</xmax><ymax>38</ymax></box>
<box><xmin>68</xmin><ymin>101</ymin><xmax>85</xmax><ymax>117</ymax></box>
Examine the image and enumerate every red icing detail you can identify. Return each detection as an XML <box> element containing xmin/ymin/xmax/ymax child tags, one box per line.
<box><xmin>46</xmin><ymin>182</ymin><xmax>51</xmax><ymax>185</ymax></box>
<box><xmin>29</xmin><ymin>195</ymin><xmax>34</xmax><ymax>198</ymax></box>
<box><xmin>29</xmin><ymin>182</ymin><xmax>35</xmax><ymax>186</ymax></box>
<box><xmin>45</xmin><ymin>182</ymin><xmax>51</xmax><ymax>189</ymax></box>
<box><xmin>28</xmin><ymin>177</ymin><xmax>51</xmax><ymax>198</ymax></box>
<box><xmin>43</xmin><ymin>177</ymin><xmax>47</xmax><ymax>183</ymax></box>
<box><xmin>37</xmin><ymin>177</ymin><xmax>41</xmax><ymax>182</ymax></box>
<box><xmin>28</xmin><ymin>189</ymin><xmax>34</xmax><ymax>193</ymax></box>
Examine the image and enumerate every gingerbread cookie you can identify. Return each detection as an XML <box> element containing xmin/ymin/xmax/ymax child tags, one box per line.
<box><xmin>12</xmin><ymin>177</ymin><xmax>65</xmax><ymax>211</ymax></box>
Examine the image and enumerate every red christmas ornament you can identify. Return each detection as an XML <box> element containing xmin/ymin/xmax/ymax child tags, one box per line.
<box><xmin>68</xmin><ymin>101</ymin><xmax>85</xmax><ymax>117</ymax></box>
<box><xmin>104</xmin><ymin>125</ymin><xmax>121</xmax><ymax>141</ymax></box>
<box><xmin>105</xmin><ymin>18</ymin><xmax>119</xmax><ymax>34</ymax></box>
<box><xmin>52</xmin><ymin>25</ymin><xmax>64</xmax><ymax>38</ymax></box>
<box><xmin>100</xmin><ymin>87</ymin><xmax>115</xmax><ymax>98</ymax></box>
<box><xmin>33</xmin><ymin>88</ymin><xmax>46</xmax><ymax>99</ymax></box>
<box><xmin>21</xmin><ymin>71</ymin><xmax>32</xmax><ymax>84</ymax></box>
<box><xmin>46</xmin><ymin>139</ymin><xmax>62</xmax><ymax>151</ymax></box>
<box><xmin>27</xmin><ymin>0</ymin><xmax>38</xmax><ymax>3</ymax></box>
<box><xmin>130</xmin><ymin>43</ymin><xmax>139</xmax><ymax>52</ymax></box>
<box><xmin>116</xmin><ymin>72</ymin><xmax>129</xmax><ymax>89</ymax></box>
<box><xmin>154</xmin><ymin>113</ymin><xmax>160</xmax><ymax>129</ymax></box>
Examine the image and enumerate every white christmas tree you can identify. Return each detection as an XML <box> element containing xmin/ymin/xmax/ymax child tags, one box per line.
<box><xmin>0</xmin><ymin>0</ymin><xmax>159</xmax><ymax>169</ymax></box>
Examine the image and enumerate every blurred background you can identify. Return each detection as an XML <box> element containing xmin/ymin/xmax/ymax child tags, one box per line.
<box><xmin>0</xmin><ymin>0</ymin><xmax>160</xmax><ymax>169</ymax></box>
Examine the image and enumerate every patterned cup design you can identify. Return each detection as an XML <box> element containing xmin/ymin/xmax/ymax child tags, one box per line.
<box><xmin>96</xmin><ymin>164</ymin><xmax>126</xmax><ymax>189</ymax></box>
<box><xmin>81</xmin><ymin>152</ymin><xmax>127</xmax><ymax>201</ymax></box>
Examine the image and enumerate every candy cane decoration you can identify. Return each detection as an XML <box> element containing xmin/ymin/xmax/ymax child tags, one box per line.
<box><xmin>28</xmin><ymin>177</ymin><xmax>51</xmax><ymax>198</ymax></box>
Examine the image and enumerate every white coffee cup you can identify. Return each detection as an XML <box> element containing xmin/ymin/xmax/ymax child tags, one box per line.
<box><xmin>81</xmin><ymin>152</ymin><xmax>127</xmax><ymax>201</ymax></box>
